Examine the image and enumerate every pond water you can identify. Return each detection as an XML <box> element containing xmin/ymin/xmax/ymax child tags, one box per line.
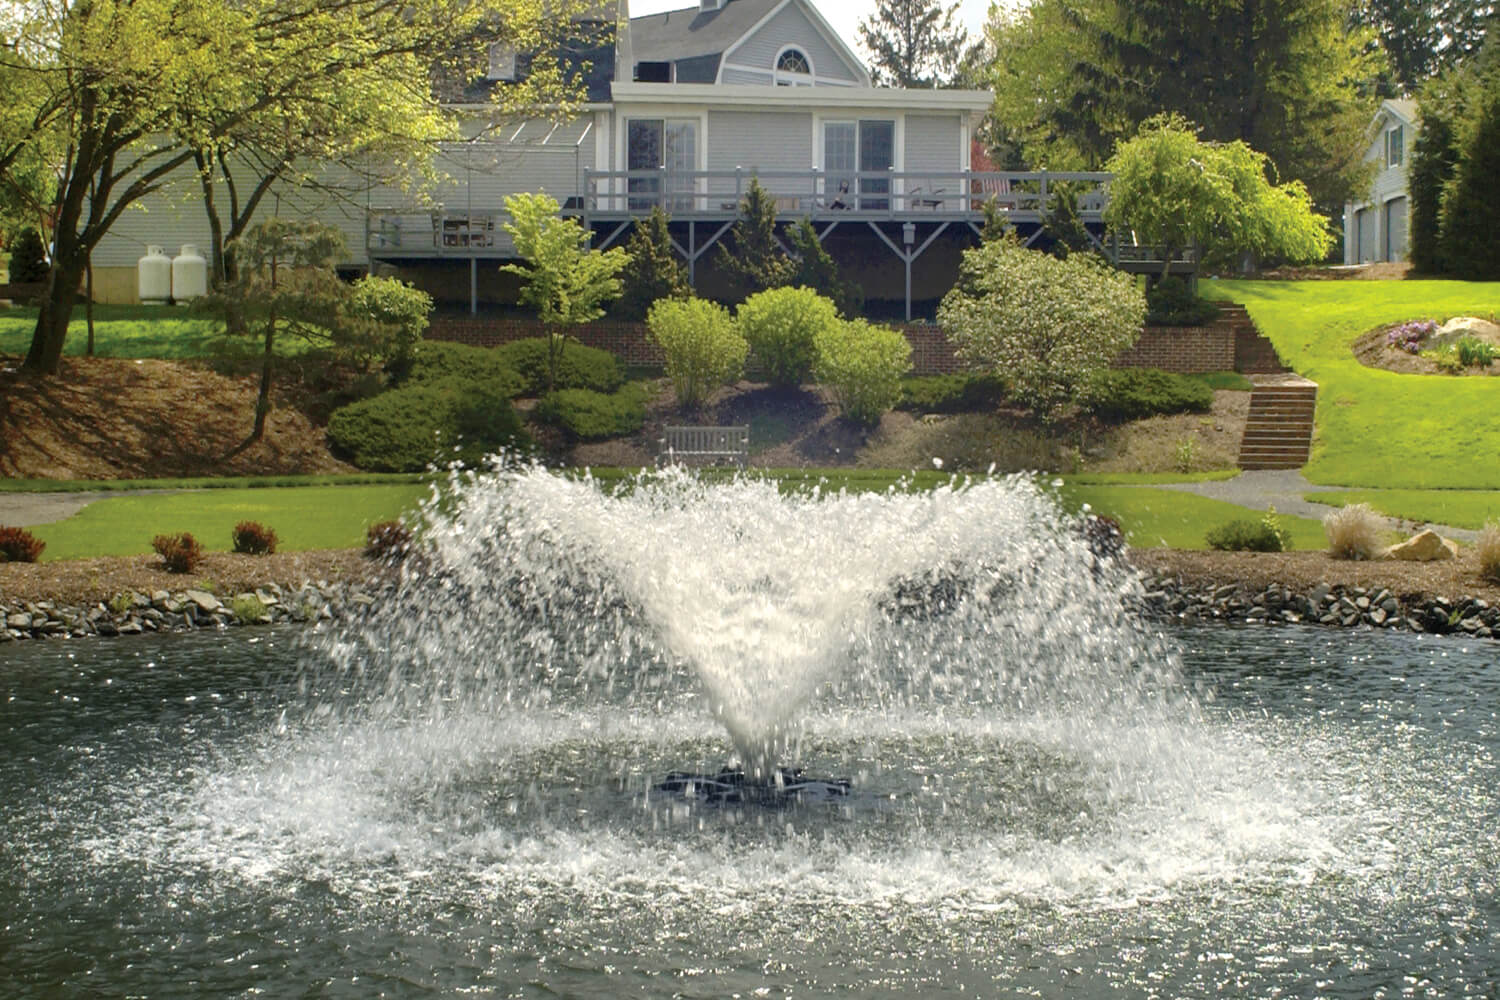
<box><xmin>1</xmin><ymin>470</ymin><xmax>1496</xmax><ymax>997</ymax></box>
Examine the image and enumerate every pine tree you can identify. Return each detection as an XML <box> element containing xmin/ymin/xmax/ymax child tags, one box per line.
<box><xmin>715</xmin><ymin>178</ymin><xmax>795</xmax><ymax>299</ymax></box>
<box><xmin>617</xmin><ymin>207</ymin><xmax>690</xmax><ymax>320</ymax></box>
<box><xmin>1440</xmin><ymin>88</ymin><xmax>1500</xmax><ymax>279</ymax></box>
<box><xmin>787</xmin><ymin>220</ymin><xmax>861</xmax><ymax>316</ymax></box>
<box><xmin>857</xmin><ymin>0</ymin><xmax>969</xmax><ymax>88</ymax></box>
<box><xmin>1408</xmin><ymin>101</ymin><xmax>1460</xmax><ymax>274</ymax></box>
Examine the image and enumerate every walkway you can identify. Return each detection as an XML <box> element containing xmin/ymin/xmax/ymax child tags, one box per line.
<box><xmin>1148</xmin><ymin>470</ymin><xmax>1480</xmax><ymax>543</ymax></box>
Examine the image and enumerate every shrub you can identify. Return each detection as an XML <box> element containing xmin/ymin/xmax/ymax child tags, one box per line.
<box><xmin>735</xmin><ymin>286</ymin><xmax>842</xmax><ymax>388</ymax></box>
<box><xmin>1206</xmin><ymin>519</ymin><xmax>1284</xmax><ymax>552</ymax></box>
<box><xmin>1086</xmin><ymin>368</ymin><xmax>1214</xmax><ymax>422</ymax></box>
<box><xmin>365</xmin><ymin>520</ymin><xmax>411</xmax><ymax>560</ymax></box>
<box><xmin>1323</xmin><ymin>503</ymin><xmax>1382</xmax><ymax>560</ymax></box>
<box><xmin>6</xmin><ymin>226</ymin><xmax>48</xmax><ymax>284</ymax></box>
<box><xmin>327</xmin><ymin>377</ymin><xmax>528</xmax><ymax>471</ymax></box>
<box><xmin>938</xmin><ymin>239</ymin><xmax>1146</xmax><ymax>421</ymax></box>
<box><xmin>812</xmin><ymin>319</ymin><xmax>912</xmax><ymax>426</ymax></box>
<box><xmin>0</xmin><ymin>525</ymin><xmax>45</xmax><ymax>563</ymax></box>
<box><xmin>494</xmin><ymin>337</ymin><xmax>624</xmax><ymax>396</ymax></box>
<box><xmin>401</xmin><ymin>341</ymin><xmax>526</xmax><ymax>398</ymax></box>
<box><xmin>1145</xmin><ymin>277</ymin><xmax>1220</xmax><ymax>326</ymax></box>
<box><xmin>896</xmin><ymin>373</ymin><xmax>1009</xmax><ymax>413</ymax></box>
<box><xmin>335</xmin><ymin>275</ymin><xmax>432</xmax><ymax>371</ymax></box>
<box><xmin>231</xmin><ymin>521</ymin><xmax>278</xmax><ymax>555</ymax></box>
<box><xmin>647</xmin><ymin>297</ymin><xmax>748</xmax><ymax>409</ymax></box>
<box><xmin>534</xmin><ymin>384</ymin><xmax>650</xmax><ymax>441</ymax></box>
<box><xmin>152</xmin><ymin>533</ymin><xmax>203</xmax><ymax>574</ymax></box>
<box><xmin>1479</xmin><ymin>521</ymin><xmax>1500</xmax><ymax>583</ymax></box>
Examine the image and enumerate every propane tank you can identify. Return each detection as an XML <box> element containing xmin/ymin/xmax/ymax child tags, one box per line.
<box><xmin>171</xmin><ymin>244</ymin><xmax>208</xmax><ymax>302</ymax></box>
<box><xmin>137</xmin><ymin>245</ymin><xmax>171</xmax><ymax>305</ymax></box>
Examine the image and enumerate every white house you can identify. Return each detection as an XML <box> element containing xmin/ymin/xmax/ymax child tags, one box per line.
<box><xmin>1344</xmin><ymin>99</ymin><xmax>1419</xmax><ymax>265</ymax></box>
<box><xmin>89</xmin><ymin>0</ymin><xmax>1127</xmax><ymax>316</ymax></box>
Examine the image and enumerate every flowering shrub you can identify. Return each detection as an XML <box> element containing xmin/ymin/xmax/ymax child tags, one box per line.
<box><xmin>1386</xmin><ymin>320</ymin><xmax>1436</xmax><ymax>354</ymax></box>
<box><xmin>0</xmin><ymin>525</ymin><xmax>45</xmax><ymax>563</ymax></box>
<box><xmin>152</xmin><ymin>532</ymin><xmax>203</xmax><ymax>574</ymax></box>
<box><xmin>647</xmin><ymin>297</ymin><xmax>748</xmax><ymax>409</ymax></box>
<box><xmin>938</xmin><ymin>239</ymin><xmax>1146</xmax><ymax>421</ymax></box>
<box><xmin>231</xmin><ymin>521</ymin><xmax>278</xmax><ymax>555</ymax></box>
<box><xmin>735</xmin><ymin>286</ymin><xmax>842</xmax><ymax>388</ymax></box>
<box><xmin>812</xmin><ymin>319</ymin><xmax>912</xmax><ymax>426</ymax></box>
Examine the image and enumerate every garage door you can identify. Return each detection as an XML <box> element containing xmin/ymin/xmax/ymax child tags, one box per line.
<box><xmin>1356</xmin><ymin>207</ymin><xmax>1377</xmax><ymax>263</ymax></box>
<box><xmin>1384</xmin><ymin>197</ymin><xmax>1408</xmax><ymax>262</ymax></box>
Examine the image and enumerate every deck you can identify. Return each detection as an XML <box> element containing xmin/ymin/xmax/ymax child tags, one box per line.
<box><xmin>365</xmin><ymin>169</ymin><xmax>1196</xmax><ymax>316</ymax></box>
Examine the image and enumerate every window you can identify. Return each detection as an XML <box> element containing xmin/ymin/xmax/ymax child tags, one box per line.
<box><xmin>774</xmin><ymin>47</ymin><xmax>813</xmax><ymax>86</ymax></box>
<box><xmin>627</xmin><ymin>119</ymin><xmax>699</xmax><ymax>210</ymax></box>
<box><xmin>1387</xmin><ymin>125</ymin><xmax>1404</xmax><ymax>168</ymax></box>
<box><xmin>635</xmin><ymin>61</ymin><xmax>672</xmax><ymax>83</ymax></box>
<box><xmin>486</xmin><ymin>44</ymin><xmax>518</xmax><ymax>82</ymax></box>
<box><xmin>823</xmin><ymin>120</ymin><xmax>894</xmax><ymax>209</ymax></box>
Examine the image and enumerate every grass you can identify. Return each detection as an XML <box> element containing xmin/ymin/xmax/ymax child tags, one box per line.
<box><xmin>24</xmin><ymin>484</ymin><xmax>429</xmax><ymax>561</ymax></box>
<box><xmin>0</xmin><ymin>473</ymin><xmax>428</xmax><ymax>493</ymax></box>
<box><xmin>1201</xmin><ymin>279</ymin><xmax>1500</xmax><ymax>488</ymax></box>
<box><xmin>1304</xmin><ymin>490</ymin><xmax>1500</xmax><ymax>531</ymax></box>
<box><xmin>0</xmin><ymin>304</ymin><xmax>227</xmax><ymax>359</ymax></box>
<box><xmin>9</xmin><ymin>467</ymin><xmax>1322</xmax><ymax>560</ymax></box>
<box><xmin>1055</xmin><ymin>484</ymin><xmax>1327</xmax><ymax>550</ymax></box>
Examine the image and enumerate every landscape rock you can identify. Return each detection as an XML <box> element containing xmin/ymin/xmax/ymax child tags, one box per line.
<box><xmin>1430</xmin><ymin>316</ymin><xmax>1500</xmax><ymax>350</ymax></box>
<box><xmin>1384</xmin><ymin>530</ymin><xmax>1459</xmax><ymax>562</ymax></box>
<box><xmin>185</xmin><ymin>590</ymin><xmax>221</xmax><ymax>613</ymax></box>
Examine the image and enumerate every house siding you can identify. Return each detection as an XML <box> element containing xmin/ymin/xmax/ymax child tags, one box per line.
<box><xmin>903</xmin><ymin>115</ymin><xmax>960</xmax><ymax>173</ymax></box>
<box><xmin>707</xmin><ymin>110</ymin><xmax>813</xmax><ymax>205</ymax></box>
<box><xmin>726</xmin><ymin>2</ymin><xmax>860</xmax><ymax>84</ymax></box>
<box><xmin>1345</xmin><ymin>108</ymin><xmax>1414</xmax><ymax>264</ymax></box>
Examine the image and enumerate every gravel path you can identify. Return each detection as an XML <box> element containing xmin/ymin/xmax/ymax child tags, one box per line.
<box><xmin>1145</xmin><ymin>470</ymin><xmax>1480</xmax><ymax>543</ymax></box>
<box><xmin>0</xmin><ymin>490</ymin><xmax>188</xmax><ymax>528</ymax></box>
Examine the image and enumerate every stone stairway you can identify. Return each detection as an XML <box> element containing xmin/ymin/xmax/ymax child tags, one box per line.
<box><xmin>1221</xmin><ymin>304</ymin><xmax>1286</xmax><ymax>374</ymax></box>
<box><xmin>1238</xmin><ymin>375</ymin><xmax>1318</xmax><ymax>470</ymax></box>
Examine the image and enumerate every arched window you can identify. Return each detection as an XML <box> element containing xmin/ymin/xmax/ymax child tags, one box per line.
<box><xmin>774</xmin><ymin>47</ymin><xmax>812</xmax><ymax>85</ymax></box>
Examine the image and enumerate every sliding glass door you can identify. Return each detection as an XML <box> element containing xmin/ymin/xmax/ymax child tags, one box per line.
<box><xmin>627</xmin><ymin>119</ymin><xmax>698</xmax><ymax>211</ymax></box>
<box><xmin>823</xmin><ymin>120</ymin><xmax>894</xmax><ymax>210</ymax></box>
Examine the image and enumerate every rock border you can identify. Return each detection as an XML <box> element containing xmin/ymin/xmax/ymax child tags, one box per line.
<box><xmin>4</xmin><ymin>574</ymin><xmax>1497</xmax><ymax>643</ymax></box>
<box><xmin>1138</xmin><ymin>573</ymin><xmax>1498</xmax><ymax>639</ymax></box>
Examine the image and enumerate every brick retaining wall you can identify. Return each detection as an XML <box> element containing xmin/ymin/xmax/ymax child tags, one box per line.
<box><xmin>428</xmin><ymin>316</ymin><xmax>1236</xmax><ymax>377</ymax></box>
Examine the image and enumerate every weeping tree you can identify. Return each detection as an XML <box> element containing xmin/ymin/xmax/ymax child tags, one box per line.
<box><xmin>1104</xmin><ymin>115</ymin><xmax>1334</xmax><ymax>280</ymax></box>
<box><xmin>500</xmin><ymin>192</ymin><xmax>630</xmax><ymax>392</ymax></box>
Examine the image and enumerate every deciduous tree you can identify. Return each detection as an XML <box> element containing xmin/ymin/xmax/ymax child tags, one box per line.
<box><xmin>500</xmin><ymin>192</ymin><xmax>629</xmax><ymax>392</ymax></box>
<box><xmin>1103</xmin><ymin>116</ymin><xmax>1334</xmax><ymax>279</ymax></box>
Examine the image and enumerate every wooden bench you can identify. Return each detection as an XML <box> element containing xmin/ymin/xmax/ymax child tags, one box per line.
<box><xmin>657</xmin><ymin>425</ymin><xmax>750</xmax><ymax>468</ymax></box>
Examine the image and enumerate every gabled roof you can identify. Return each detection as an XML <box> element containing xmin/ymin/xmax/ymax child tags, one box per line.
<box><xmin>1379</xmin><ymin>98</ymin><xmax>1419</xmax><ymax>127</ymax></box>
<box><xmin>629</xmin><ymin>0</ymin><xmax>782</xmax><ymax>64</ymax></box>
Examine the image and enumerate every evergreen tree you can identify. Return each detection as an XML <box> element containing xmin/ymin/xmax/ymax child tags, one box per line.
<box><xmin>787</xmin><ymin>219</ymin><xmax>861</xmax><ymax>316</ymax></box>
<box><xmin>984</xmin><ymin>0</ymin><xmax>1381</xmax><ymax>209</ymax></box>
<box><xmin>857</xmin><ymin>0</ymin><xmax>969</xmax><ymax>88</ymax></box>
<box><xmin>1354</xmin><ymin>0</ymin><xmax>1497</xmax><ymax>92</ymax></box>
<box><xmin>617</xmin><ymin>207</ymin><xmax>690</xmax><ymax>320</ymax></box>
<box><xmin>1408</xmin><ymin>97</ymin><xmax>1461</xmax><ymax>274</ymax></box>
<box><xmin>1440</xmin><ymin>87</ymin><xmax>1500</xmax><ymax>279</ymax></box>
<box><xmin>714</xmin><ymin>178</ymin><xmax>795</xmax><ymax>299</ymax></box>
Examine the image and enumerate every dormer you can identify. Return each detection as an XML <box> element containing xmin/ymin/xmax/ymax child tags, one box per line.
<box><xmin>700</xmin><ymin>0</ymin><xmax>725</xmax><ymax>10</ymax></box>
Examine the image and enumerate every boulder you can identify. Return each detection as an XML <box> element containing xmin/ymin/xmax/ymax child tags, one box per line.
<box><xmin>184</xmin><ymin>590</ymin><xmax>221</xmax><ymax>613</ymax></box>
<box><xmin>1383</xmin><ymin>529</ymin><xmax>1459</xmax><ymax>562</ymax></box>
<box><xmin>1430</xmin><ymin>316</ymin><xmax>1500</xmax><ymax>350</ymax></box>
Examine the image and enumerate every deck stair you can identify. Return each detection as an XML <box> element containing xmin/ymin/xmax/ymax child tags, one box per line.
<box><xmin>1222</xmin><ymin>304</ymin><xmax>1286</xmax><ymax>374</ymax></box>
<box><xmin>1238</xmin><ymin>375</ymin><xmax>1318</xmax><ymax>470</ymax></box>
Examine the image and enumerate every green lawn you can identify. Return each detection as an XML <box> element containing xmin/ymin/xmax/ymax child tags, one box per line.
<box><xmin>1056</xmin><ymin>484</ymin><xmax>1327</xmax><ymax>550</ymax></box>
<box><xmin>1305</xmin><ymin>490</ymin><xmax>1500</xmax><ymax>531</ymax></box>
<box><xmin>1202</xmin><ymin>279</ymin><xmax>1500</xmax><ymax>489</ymax></box>
<box><xmin>0</xmin><ymin>473</ymin><xmax>426</xmax><ymax>493</ymax></box>
<box><xmin>26</xmin><ymin>484</ymin><xmax>429</xmax><ymax>561</ymax></box>
<box><xmin>0</xmin><ymin>305</ymin><xmax>232</xmax><ymax>359</ymax></box>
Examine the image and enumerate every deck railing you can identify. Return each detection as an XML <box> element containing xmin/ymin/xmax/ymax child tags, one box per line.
<box><xmin>579</xmin><ymin>168</ymin><xmax>1112</xmax><ymax>219</ymax></box>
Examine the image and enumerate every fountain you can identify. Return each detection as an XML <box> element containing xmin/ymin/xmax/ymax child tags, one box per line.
<box><xmin>1</xmin><ymin>464</ymin><xmax>1497</xmax><ymax>996</ymax></box>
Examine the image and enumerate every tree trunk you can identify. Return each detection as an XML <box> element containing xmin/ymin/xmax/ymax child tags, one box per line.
<box><xmin>225</xmin><ymin>313</ymin><xmax>274</xmax><ymax>460</ymax></box>
<box><xmin>23</xmin><ymin>255</ymin><xmax>84</xmax><ymax>375</ymax></box>
<box><xmin>85</xmin><ymin>255</ymin><xmax>95</xmax><ymax>357</ymax></box>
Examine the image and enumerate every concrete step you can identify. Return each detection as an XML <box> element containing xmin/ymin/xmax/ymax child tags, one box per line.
<box><xmin>1238</xmin><ymin>375</ymin><xmax>1316</xmax><ymax>471</ymax></box>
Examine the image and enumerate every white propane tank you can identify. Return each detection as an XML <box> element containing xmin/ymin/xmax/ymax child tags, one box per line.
<box><xmin>171</xmin><ymin>244</ymin><xmax>208</xmax><ymax>302</ymax></box>
<box><xmin>137</xmin><ymin>245</ymin><xmax>171</xmax><ymax>304</ymax></box>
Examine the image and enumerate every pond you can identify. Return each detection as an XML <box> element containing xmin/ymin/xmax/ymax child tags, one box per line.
<box><xmin>1</xmin><ymin>470</ymin><xmax>1496</xmax><ymax>997</ymax></box>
